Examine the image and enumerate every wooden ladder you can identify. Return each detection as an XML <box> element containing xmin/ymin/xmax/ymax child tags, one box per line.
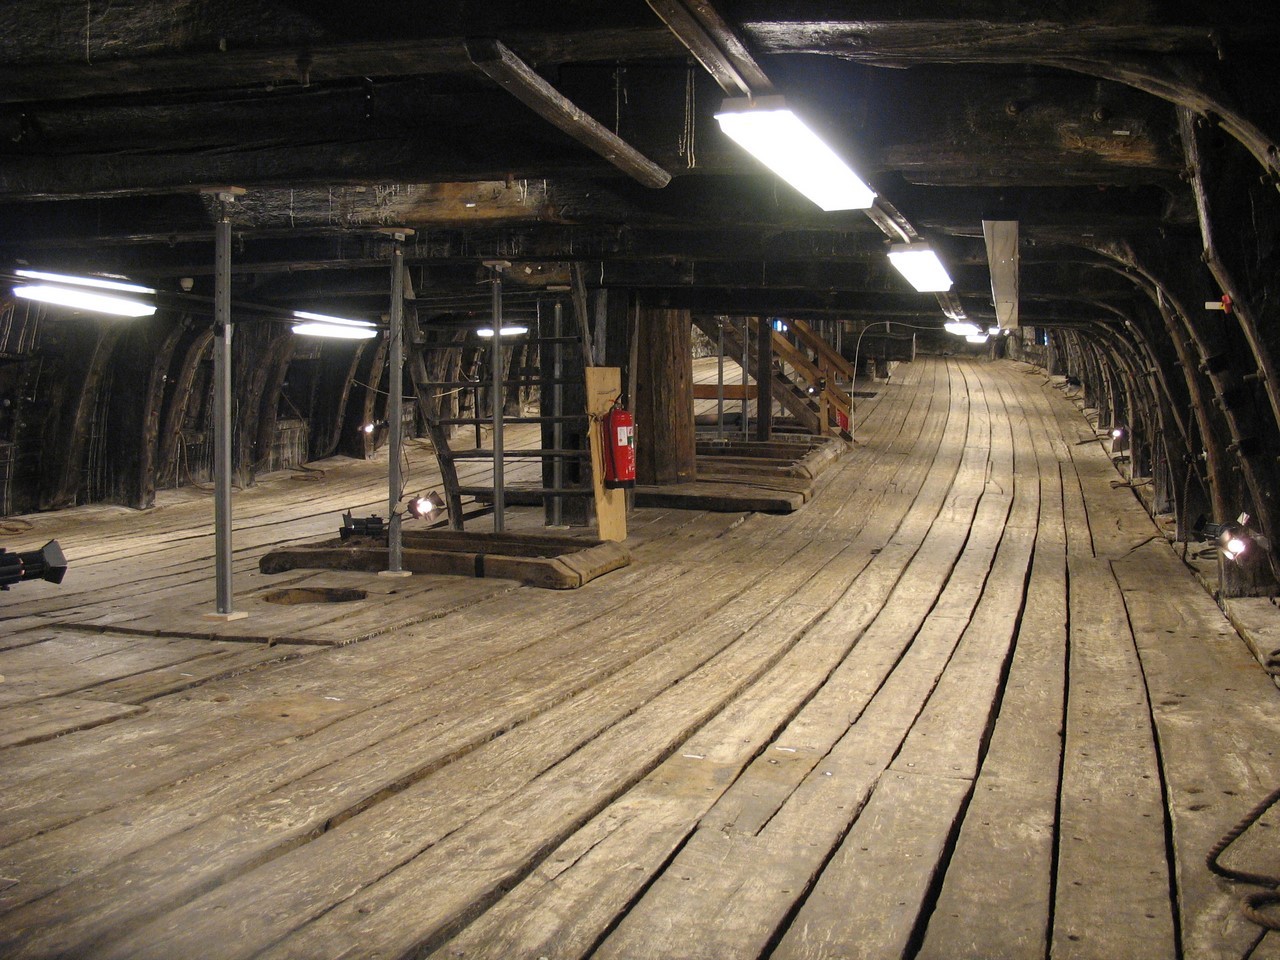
<box><xmin>405</xmin><ymin>302</ymin><xmax>599</xmax><ymax>532</ymax></box>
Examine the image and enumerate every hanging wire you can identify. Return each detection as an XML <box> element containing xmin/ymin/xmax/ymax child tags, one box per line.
<box><xmin>679</xmin><ymin>64</ymin><xmax>697</xmax><ymax>169</ymax></box>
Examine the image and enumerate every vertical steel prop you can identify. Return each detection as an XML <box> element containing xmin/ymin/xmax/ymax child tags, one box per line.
<box><xmin>386</xmin><ymin>232</ymin><xmax>406</xmax><ymax>573</ymax></box>
<box><xmin>490</xmin><ymin>263</ymin><xmax>506</xmax><ymax>532</ymax></box>
<box><xmin>741</xmin><ymin>317</ymin><xmax>750</xmax><ymax>438</ymax></box>
<box><xmin>717</xmin><ymin>318</ymin><xmax>725</xmax><ymax>439</ymax></box>
<box><xmin>213</xmin><ymin>195</ymin><xmax>234</xmax><ymax>614</ymax></box>
<box><xmin>552</xmin><ymin>299</ymin><xmax>565</xmax><ymax>526</ymax></box>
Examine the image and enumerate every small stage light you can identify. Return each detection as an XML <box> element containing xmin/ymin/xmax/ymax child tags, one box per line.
<box><xmin>406</xmin><ymin>491</ymin><xmax>446</xmax><ymax>520</ymax></box>
<box><xmin>0</xmin><ymin>540</ymin><xmax>68</xmax><ymax>589</ymax></box>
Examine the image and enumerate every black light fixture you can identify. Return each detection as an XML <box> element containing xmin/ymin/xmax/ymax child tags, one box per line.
<box><xmin>339</xmin><ymin>512</ymin><xmax>386</xmax><ymax>540</ymax></box>
<box><xmin>0</xmin><ymin>540</ymin><xmax>68</xmax><ymax>589</ymax></box>
<box><xmin>406</xmin><ymin>491</ymin><xmax>446</xmax><ymax>521</ymax></box>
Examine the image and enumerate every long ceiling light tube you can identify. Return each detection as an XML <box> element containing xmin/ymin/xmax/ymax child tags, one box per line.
<box><xmin>13</xmin><ymin>284</ymin><xmax>157</xmax><ymax>317</ymax></box>
<box><xmin>15</xmin><ymin>269</ymin><xmax>154</xmax><ymax>294</ymax></box>
<box><xmin>290</xmin><ymin>321</ymin><xmax>377</xmax><ymax>339</ymax></box>
<box><xmin>290</xmin><ymin>309</ymin><xmax>378</xmax><ymax>339</ymax></box>
<box><xmin>887</xmin><ymin>242</ymin><xmax>954</xmax><ymax>293</ymax></box>
<box><xmin>12</xmin><ymin>268</ymin><xmax>157</xmax><ymax>317</ymax></box>
<box><xmin>714</xmin><ymin>96</ymin><xmax>876</xmax><ymax>211</ymax></box>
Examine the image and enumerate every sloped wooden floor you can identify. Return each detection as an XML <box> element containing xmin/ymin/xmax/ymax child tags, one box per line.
<box><xmin>2</xmin><ymin>357</ymin><xmax>1279</xmax><ymax>960</ymax></box>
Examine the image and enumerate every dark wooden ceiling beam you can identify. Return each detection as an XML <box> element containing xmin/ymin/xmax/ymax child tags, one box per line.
<box><xmin>466</xmin><ymin>38</ymin><xmax>670</xmax><ymax>189</ymax></box>
<box><xmin>644</xmin><ymin>0</ymin><xmax>772</xmax><ymax>96</ymax></box>
<box><xmin>0</xmin><ymin>28</ymin><xmax>683</xmax><ymax>105</ymax></box>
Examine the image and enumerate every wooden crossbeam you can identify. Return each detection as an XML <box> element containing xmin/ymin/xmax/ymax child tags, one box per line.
<box><xmin>466</xmin><ymin>39</ymin><xmax>671</xmax><ymax>189</ymax></box>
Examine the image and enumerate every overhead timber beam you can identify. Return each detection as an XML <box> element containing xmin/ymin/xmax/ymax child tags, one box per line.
<box><xmin>644</xmin><ymin>0</ymin><xmax>773</xmax><ymax>96</ymax></box>
<box><xmin>466</xmin><ymin>38</ymin><xmax>670</xmax><ymax>189</ymax></box>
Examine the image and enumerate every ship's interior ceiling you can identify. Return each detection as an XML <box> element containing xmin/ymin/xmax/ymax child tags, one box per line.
<box><xmin>1</xmin><ymin>1</ymin><xmax>1279</xmax><ymax>547</ymax></box>
<box><xmin>2</xmin><ymin>1</ymin><xmax>1273</xmax><ymax>322</ymax></box>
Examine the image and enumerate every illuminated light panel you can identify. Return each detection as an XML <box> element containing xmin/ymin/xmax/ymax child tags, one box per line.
<box><xmin>15</xmin><ymin>269</ymin><xmax>154</xmax><ymax>294</ymax></box>
<box><xmin>14</xmin><ymin>284</ymin><xmax>156</xmax><ymax>317</ymax></box>
<box><xmin>714</xmin><ymin>96</ymin><xmax>876</xmax><ymax>211</ymax></box>
<box><xmin>944</xmin><ymin>321</ymin><xmax>982</xmax><ymax>337</ymax></box>
<box><xmin>887</xmin><ymin>243</ymin><xmax>953</xmax><ymax>293</ymax></box>
<box><xmin>295</xmin><ymin>316</ymin><xmax>378</xmax><ymax>335</ymax></box>
<box><xmin>477</xmin><ymin>325</ymin><xmax>529</xmax><ymax>338</ymax></box>
<box><xmin>965</xmin><ymin>333</ymin><xmax>990</xmax><ymax>344</ymax></box>
<box><xmin>291</xmin><ymin>321</ymin><xmax>377</xmax><ymax>339</ymax></box>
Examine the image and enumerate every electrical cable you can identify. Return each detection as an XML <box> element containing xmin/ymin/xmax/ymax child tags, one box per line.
<box><xmin>1206</xmin><ymin>786</ymin><xmax>1280</xmax><ymax>931</ymax></box>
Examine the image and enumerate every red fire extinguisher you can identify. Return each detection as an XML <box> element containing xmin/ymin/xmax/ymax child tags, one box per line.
<box><xmin>602</xmin><ymin>403</ymin><xmax>636</xmax><ymax>489</ymax></box>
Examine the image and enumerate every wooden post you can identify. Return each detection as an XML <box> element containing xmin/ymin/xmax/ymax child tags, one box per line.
<box><xmin>635</xmin><ymin>306</ymin><xmax>696</xmax><ymax>485</ymax></box>
<box><xmin>755</xmin><ymin>315</ymin><xmax>772</xmax><ymax>441</ymax></box>
<box><xmin>586</xmin><ymin>366</ymin><xmax>627</xmax><ymax>542</ymax></box>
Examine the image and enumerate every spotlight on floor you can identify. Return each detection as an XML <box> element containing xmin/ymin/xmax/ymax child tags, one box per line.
<box><xmin>1199</xmin><ymin>512</ymin><xmax>1268</xmax><ymax>563</ymax></box>
<box><xmin>339</xmin><ymin>512</ymin><xmax>386</xmax><ymax>540</ymax></box>
<box><xmin>0</xmin><ymin>540</ymin><xmax>68</xmax><ymax>589</ymax></box>
<box><xmin>406</xmin><ymin>491</ymin><xmax>446</xmax><ymax>521</ymax></box>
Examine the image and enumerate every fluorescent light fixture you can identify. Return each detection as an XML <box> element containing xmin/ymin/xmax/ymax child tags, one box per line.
<box><xmin>965</xmin><ymin>333</ymin><xmax>990</xmax><ymax>344</ymax></box>
<box><xmin>15</xmin><ymin>269</ymin><xmax>154</xmax><ymax>295</ymax></box>
<box><xmin>477</xmin><ymin>325</ymin><xmax>529</xmax><ymax>338</ymax></box>
<box><xmin>12</xmin><ymin>269</ymin><xmax>157</xmax><ymax>317</ymax></box>
<box><xmin>714</xmin><ymin>96</ymin><xmax>876</xmax><ymax>211</ymax></box>
<box><xmin>290</xmin><ymin>310</ymin><xmax>378</xmax><ymax>339</ymax></box>
<box><xmin>14</xmin><ymin>284</ymin><xmax>156</xmax><ymax>317</ymax></box>
<box><xmin>291</xmin><ymin>321</ymin><xmax>377</xmax><ymax>339</ymax></box>
<box><xmin>887</xmin><ymin>243</ymin><xmax>953</xmax><ymax>293</ymax></box>
<box><xmin>944</xmin><ymin>321</ymin><xmax>982</xmax><ymax>337</ymax></box>
<box><xmin>292</xmin><ymin>309</ymin><xmax>374</xmax><ymax>327</ymax></box>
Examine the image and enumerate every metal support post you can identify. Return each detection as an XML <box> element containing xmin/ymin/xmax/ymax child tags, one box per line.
<box><xmin>491</xmin><ymin>266</ymin><xmax>506</xmax><ymax>532</ymax></box>
<box><xmin>552</xmin><ymin>299</ymin><xmax>565</xmax><ymax>526</ymax></box>
<box><xmin>385</xmin><ymin>234</ymin><xmax>408</xmax><ymax>575</ymax></box>
<box><xmin>204</xmin><ymin>189</ymin><xmax>247</xmax><ymax>621</ymax></box>
<box><xmin>716</xmin><ymin>318</ymin><xmax>725</xmax><ymax>439</ymax></box>
<box><xmin>741</xmin><ymin>317</ymin><xmax>750</xmax><ymax>439</ymax></box>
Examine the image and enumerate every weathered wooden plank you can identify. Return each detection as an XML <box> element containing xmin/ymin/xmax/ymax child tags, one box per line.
<box><xmin>0</xmin><ymin>632</ymin><xmax>226</xmax><ymax>703</ymax></box>
<box><xmin>0</xmin><ymin>697</ymin><xmax>146</xmax><ymax>749</ymax></box>
<box><xmin>76</xmin><ymin>643</ymin><xmax>320</xmax><ymax>705</ymax></box>
<box><xmin>87</xmin><ymin>542</ymin><xmax>852</xmax><ymax>960</ymax></box>
<box><xmin>426</xmin><ymin>371</ymin><xmax>970</xmax><ymax>959</ymax></box>
<box><xmin>633</xmin><ymin>480</ymin><xmax>809</xmax><ymax>512</ymax></box>
<box><xmin>102</xmin><ymin>363</ymin><xmax>962</xmax><ymax>960</ymax></box>
<box><xmin>589</xmin><ymin>367</ymin><xmax>990</xmax><ymax>959</ymax></box>
<box><xmin>916</xmin><ymin>372</ymin><xmax>1069</xmax><ymax>960</ymax></box>
<box><xmin>771</xmin><ymin>771</ymin><xmax>972</xmax><ymax>960</ymax></box>
<box><xmin>1114</xmin><ymin>541</ymin><xmax>1280</xmax><ymax>960</ymax></box>
<box><xmin>1054</xmin><ymin>556</ymin><xmax>1176</xmax><ymax>959</ymax></box>
<box><xmin>0</xmin><ymin>521</ymin><xmax>822</xmax><ymax>951</ymax></box>
<box><xmin>0</xmin><ymin>524</ymin><xmax>728</xmax><ymax>854</ymax></box>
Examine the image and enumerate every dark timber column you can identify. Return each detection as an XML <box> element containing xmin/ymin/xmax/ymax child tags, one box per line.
<box><xmin>635</xmin><ymin>306</ymin><xmax>695</xmax><ymax>485</ymax></box>
<box><xmin>755</xmin><ymin>316</ymin><xmax>772</xmax><ymax>441</ymax></box>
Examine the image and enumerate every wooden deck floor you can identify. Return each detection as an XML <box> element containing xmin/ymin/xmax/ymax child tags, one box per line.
<box><xmin>2</xmin><ymin>357</ymin><xmax>1279</xmax><ymax>960</ymax></box>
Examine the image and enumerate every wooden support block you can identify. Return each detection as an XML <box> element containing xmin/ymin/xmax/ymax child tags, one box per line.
<box><xmin>690</xmin><ymin>383</ymin><xmax>758</xmax><ymax>400</ymax></box>
<box><xmin>258</xmin><ymin>534</ymin><xmax>630</xmax><ymax>590</ymax></box>
<box><xmin>585</xmin><ymin>366</ymin><xmax>628</xmax><ymax>542</ymax></box>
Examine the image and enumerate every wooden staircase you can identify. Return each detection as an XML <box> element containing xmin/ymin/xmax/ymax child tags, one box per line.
<box><xmin>693</xmin><ymin>316</ymin><xmax>854</xmax><ymax>441</ymax></box>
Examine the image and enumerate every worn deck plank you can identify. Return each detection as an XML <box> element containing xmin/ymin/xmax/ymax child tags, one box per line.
<box><xmin>0</xmin><ymin>357</ymin><xmax>1277</xmax><ymax>960</ymax></box>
